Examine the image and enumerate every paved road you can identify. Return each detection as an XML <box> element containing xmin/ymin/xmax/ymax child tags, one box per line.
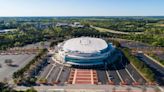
<box><xmin>39</xmin><ymin>64</ymin><xmax>53</xmax><ymax>80</ymax></box>
<box><xmin>105</xmin><ymin>51</ymin><xmax>147</xmax><ymax>85</ymax></box>
<box><xmin>126</xmin><ymin>64</ymin><xmax>146</xmax><ymax>84</ymax></box>
<box><xmin>121</xmin><ymin>55</ymin><xmax>146</xmax><ymax>84</ymax></box>
<box><xmin>92</xmin><ymin>26</ymin><xmax>143</xmax><ymax>35</ymax></box>
<box><xmin>137</xmin><ymin>53</ymin><xmax>164</xmax><ymax>74</ymax></box>
<box><xmin>0</xmin><ymin>54</ymin><xmax>35</xmax><ymax>81</ymax></box>
<box><xmin>118</xmin><ymin>69</ymin><xmax>133</xmax><ymax>84</ymax></box>
<box><xmin>58</xmin><ymin>66</ymin><xmax>71</xmax><ymax>84</ymax></box>
<box><xmin>47</xmin><ymin>66</ymin><xmax>60</xmax><ymax>83</ymax></box>
<box><xmin>112</xmin><ymin>57</ymin><xmax>134</xmax><ymax>85</ymax></box>
<box><xmin>96</xmin><ymin>70</ymin><xmax>108</xmax><ymax>84</ymax></box>
<box><xmin>107</xmin><ymin>69</ymin><xmax>121</xmax><ymax>85</ymax></box>
<box><xmin>119</xmin><ymin>40</ymin><xmax>151</xmax><ymax>49</ymax></box>
<box><xmin>38</xmin><ymin>57</ymin><xmax>70</xmax><ymax>84</ymax></box>
<box><xmin>15</xmin><ymin>85</ymin><xmax>161</xmax><ymax>92</ymax></box>
<box><xmin>137</xmin><ymin>53</ymin><xmax>164</xmax><ymax>85</ymax></box>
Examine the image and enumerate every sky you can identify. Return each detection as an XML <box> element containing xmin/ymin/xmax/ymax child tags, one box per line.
<box><xmin>0</xmin><ymin>0</ymin><xmax>163</xmax><ymax>16</ymax></box>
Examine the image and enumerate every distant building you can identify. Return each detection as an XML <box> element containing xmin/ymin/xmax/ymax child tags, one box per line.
<box><xmin>35</xmin><ymin>23</ymin><xmax>54</xmax><ymax>29</ymax></box>
<box><xmin>71</xmin><ymin>22</ymin><xmax>84</xmax><ymax>28</ymax></box>
<box><xmin>56</xmin><ymin>22</ymin><xmax>84</xmax><ymax>28</ymax></box>
<box><xmin>0</xmin><ymin>29</ymin><xmax>15</xmax><ymax>33</ymax></box>
<box><xmin>56</xmin><ymin>23</ymin><xmax>69</xmax><ymax>27</ymax></box>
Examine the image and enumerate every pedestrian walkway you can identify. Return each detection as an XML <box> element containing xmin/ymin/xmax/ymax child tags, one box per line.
<box><xmin>68</xmin><ymin>69</ymin><xmax>98</xmax><ymax>84</ymax></box>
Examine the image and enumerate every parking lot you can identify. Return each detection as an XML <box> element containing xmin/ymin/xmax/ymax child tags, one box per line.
<box><xmin>38</xmin><ymin>57</ymin><xmax>71</xmax><ymax>85</ymax></box>
<box><xmin>38</xmin><ymin>55</ymin><xmax>147</xmax><ymax>85</ymax></box>
<box><xmin>0</xmin><ymin>54</ymin><xmax>35</xmax><ymax>81</ymax></box>
<box><xmin>105</xmin><ymin>58</ymin><xmax>146</xmax><ymax>85</ymax></box>
<box><xmin>136</xmin><ymin>53</ymin><xmax>164</xmax><ymax>85</ymax></box>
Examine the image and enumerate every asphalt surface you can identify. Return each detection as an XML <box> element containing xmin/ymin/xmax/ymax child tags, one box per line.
<box><xmin>137</xmin><ymin>53</ymin><xmax>164</xmax><ymax>85</ymax></box>
<box><xmin>96</xmin><ymin>70</ymin><xmax>108</xmax><ymax>84</ymax></box>
<box><xmin>137</xmin><ymin>53</ymin><xmax>164</xmax><ymax>74</ymax></box>
<box><xmin>47</xmin><ymin>66</ymin><xmax>60</xmax><ymax>83</ymax></box>
<box><xmin>58</xmin><ymin>67</ymin><xmax>71</xmax><ymax>84</ymax></box>
<box><xmin>126</xmin><ymin>64</ymin><xmax>146</xmax><ymax>84</ymax></box>
<box><xmin>121</xmin><ymin>55</ymin><xmax>146</xmax><ymax>84</ymax></box>
<box><xmin>117</xmin><ymin>38</ymin><xmax>164</xmax><ymax>85</ymax></box>
<box><xmin>105</xmin><ymin>53</ymin><xmax>146</xmax><ymax>85</ymax></box>
<box><xmin>117</xmin><ymin>68</ymin><xmax>133</xmax><ymax>84</ymax></box>
<box><xmin>16</xmin><ymin>85</ymin><xmax>160</xmax><ymax>92</ymax></box>
<box><xmin>107</xmin><ymin>69</ymin><xmax>121</xmax><ymax>85</ymax></box>
<box><xmin>0</xmin><ymin>54</ymin><xmax>35</xmax><ymax>81</ymax></box>
<box><xmin>39</xmin><ymin>64</ymin><xmax>53</xmax><ymax>79</ymax></box>
<box><xmin>119</xmin><ymin>40</ymin><xmax>151</xmax><ymax>49</ymax></box>
<box><xmin>38</xmin><ymin>54</ymin><xmax>147</xmax><ymax>85</ymax></box>
<box><xmin>38</xmin><ymin>56</ymin><xmax>71</xmax><ymax>84</ymax></box>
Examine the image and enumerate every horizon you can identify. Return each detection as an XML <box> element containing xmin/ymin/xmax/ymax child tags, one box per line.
<box><xmin>0</xmin><ymin>0</ymin><xmax>164</xmax><ymax>16</ymax></box>
<box><xmin>0</xmin><ymin>16</ymin><xmax>164</xmax><ymax>17</ymax></box>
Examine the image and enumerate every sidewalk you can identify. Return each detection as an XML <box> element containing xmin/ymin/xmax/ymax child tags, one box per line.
<box><xmin>15</xmin><ymin>85</ymin><xmax>163</xmax><ymax>92</ymax></box>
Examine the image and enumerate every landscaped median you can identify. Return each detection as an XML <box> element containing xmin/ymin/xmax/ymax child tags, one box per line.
<box><xmin>119</xmin><ymin>48</ymin><xmax>155</xmax><ymax>83</ymax></box>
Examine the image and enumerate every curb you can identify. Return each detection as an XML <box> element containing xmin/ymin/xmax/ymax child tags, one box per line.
<box><xmin>144</xmin><ymin>54</ymin><xmax>164</xmax><ymax>68</ymax></box>
<box><xmin>130</xmin><ymin>62</ymin><xmax>150</xmax><ymax>82</ymax></box>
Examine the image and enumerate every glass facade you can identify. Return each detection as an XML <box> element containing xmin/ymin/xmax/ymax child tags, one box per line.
<box><xmin>65</xmin><ymin>56</ymin><xmax>105</xmax><ymax>63</ymax></box>
<box><xmin>60</xmin><ymin>43</ymin><xmax>115</xmax><ymax>65</ymax></box>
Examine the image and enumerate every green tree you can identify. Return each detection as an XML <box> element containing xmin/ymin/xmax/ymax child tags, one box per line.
<box><xmin>26</xmin><ymin>87</ymin><xmax>37</xmax><ymax>92</ymax></box>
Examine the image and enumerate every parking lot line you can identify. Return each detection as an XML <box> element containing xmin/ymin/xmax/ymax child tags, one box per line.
<box><xmin>114</xmin><ymin>65</ymin><xmax>124</xmax><ymax>83</ymax></box>
<box><xmin>38</xmin><ymin>64</ymin><xmax>52</xmax><ymax>80</ymax></box>
<box><xmin>125</xmin><ymin>68</ymin><xmax>136</xmax><ymax>82</ymax></box>
<box><xmin>144</xmin><ymin>53</ymin><xmax>164</xmax><ymax>68</ymax></box>
<box><xmin>45</xmin><ymin>64</ymin><xmax>56</xmax><ymax>79</ymax></box>
<box><xmin>105</xmin><ymin>70</ymin><xmax>111</xmax><ymax>82</ymax></box>
<box><xmin>55</xmin><ymin>66</ymin><xmax>64</xmax><ymax>82</ymax></box>
<box><xmin>120</xmin><ymin>61</ymin><xmax>136</xmax><ymax>82</ymax></box>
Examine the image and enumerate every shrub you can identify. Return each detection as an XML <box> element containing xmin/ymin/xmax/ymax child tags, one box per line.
<box><xmin>119</xmin><ymin>48</ymin><xmax>155</xmax><ymax>82</ymax></box>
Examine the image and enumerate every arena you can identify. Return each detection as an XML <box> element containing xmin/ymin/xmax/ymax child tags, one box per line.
<box><xmin>56</xmin><ymin>37</ymin><xmax>115</xmax><ymax>66</ymax></box>
<box><xmin>40</xmin><ymin>37</ymin><xmax>147</xmax><ymax>85</ymax></box>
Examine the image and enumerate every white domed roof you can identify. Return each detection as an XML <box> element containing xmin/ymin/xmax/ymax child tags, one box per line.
<box><xmin>63</xmin><ymin>37</ymin><xmax>108</xmax><ymax>53</ymax></box>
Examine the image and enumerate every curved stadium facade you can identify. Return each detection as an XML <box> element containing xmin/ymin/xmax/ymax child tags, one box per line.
<box><xmin>57</xmin><ymin>37</ymin><xmax>115</xmax><ymax>66</ymax></box>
